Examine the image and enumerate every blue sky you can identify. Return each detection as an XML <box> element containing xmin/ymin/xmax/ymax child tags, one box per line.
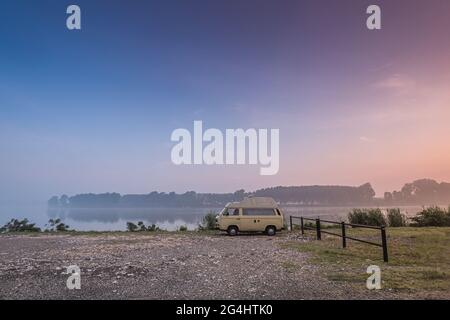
<box><xmin>1</xmin><ymin>0</ymin><xmax>450</xmax><ymax>203</ymax></box>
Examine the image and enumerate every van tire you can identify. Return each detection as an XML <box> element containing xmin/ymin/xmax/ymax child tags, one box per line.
<box><xmin>227</xmin><ymin>226</ymin><xmax>238</xmax><ymax>236</ymax></box>
<box><xmin>266</xmin><ymin>226</ymin><xmax>276</xmax><ymax>236</ymax></box>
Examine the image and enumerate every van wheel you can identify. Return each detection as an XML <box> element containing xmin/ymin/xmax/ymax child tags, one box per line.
<box><xmin>227</xmin><ymin>226</ymin><xmax>238</xmax><ymax>236</ymax></box>
<box><xmin>266</xmin><ymin>226</ymin><xmax>276</xmax><ymax>236</ymax></box>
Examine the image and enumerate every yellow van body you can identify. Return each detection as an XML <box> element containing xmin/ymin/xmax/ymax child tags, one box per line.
<box><xmin>216</xmin><ymin>197</ymin><xmax>284</xmax><ymax>236</ymax></box>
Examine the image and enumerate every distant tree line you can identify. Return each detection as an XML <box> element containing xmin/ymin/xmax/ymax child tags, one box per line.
<box><xmin>48</xmin><ymin>184</ymin><xmax>377</xmax><ymax>208</ymax></box>
<box><xmin>383</xmin><ymin>179</ymin><xmax>450</xmax><ymax>205</ymax></box>
<box><xmin>48</xmin><ymin>189</ymin><xmax>247</xmax><ymax>208</ymax></box>
<box><xmin>48</xmin><ymin>179</ymin><xmax>450</xmax><ymax>208</ymax></box>
<box><xmin>253</xmin><ymin>183</ymin><xmax>375</xmax><ymax>205</ymax></box>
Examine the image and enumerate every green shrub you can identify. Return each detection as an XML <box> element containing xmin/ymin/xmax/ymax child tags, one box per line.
<box><xmin>56</xmin><ymin>223</ymin><xmax>70</xmax><ymax>232</ymax></box>
<box><xmin>0</xmin><ymin>218</ymin><xmax>41</xmax><ymax>233</ymax></box>
<box><xmin>347</xmin><ymin>209</ymin><xmax>367</xmax><ymax>225</ymax></box>
<box><xmin>411</xmin><ymin>206</ymin><xmax>450</xmax><ymax>227</ymax></box>
<box><xmin>178</xmin><ymin>225</ymin><xmax>188</xmax><ymax>232</ymax></box>
<box><xmin>46</xmin><ymin>219</ymin><xmax>70</xmax><ymax>232</ymax></box>
<box><xmin>137</xmin><ymin>221</ymin><xmax>146</xmax><ymax>231</ymax></box>
<box><xmin>198</xmin><ymin>211</ymin><xmax>217</xmax><ymax>230</ymax></box>
<box><xmin>146</xmin><ymin>223</ymin><xmax>160</xmax><ymax>232</ymax></box>
<box><xmin>387</xmin><ymin>208</ymin><xmax>407</xmax><ymax>227</ymax></box>
<box><xmin>126</xmin><ymin>221</ymin><xmax>161</xmax><ymax>232</ymax></box>
<box><xmin>348</xmin><ymin>208</ymin><xmax>386</xmax><ymax>226</ymax></box>
<box><xmin>366</xmin><ymin>208</ymin><xmax>386</xmax><ymax>226</ymax></box>
<box><xmin>126</xmin><ymin>222</ymin><xmax>138</xmax><ymax>232</ymax></box>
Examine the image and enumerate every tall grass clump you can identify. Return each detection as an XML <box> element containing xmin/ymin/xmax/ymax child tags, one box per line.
<box><xmin>387</xmin><ymin>208</ymin><xmax>408</xmax><ymax>227</ymax></box>
<box><xmin>347</xmin><ymin>209</ymin><xmax>367</xmax><ymax>225</ymax></box>
<box><xmin>348</xmin><ymin>208</ymin><xmax>386</xmax><ymax>226</ymax></box>
<box><xmin>411</xmin><ymin>206</ymin><xmax>450</xmax><ymax>227</ymax></box>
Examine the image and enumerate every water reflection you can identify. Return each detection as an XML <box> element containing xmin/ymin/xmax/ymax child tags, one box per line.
<box><xmin>47</xmin><ymin>207</ymin><xmax>221</xmax><ymax>231</ymax></box>
<box><xmin>0</xmin><ymin>203</ymin><xmax>430</xmax><ymax>232</ymax></box>
<box><xmin>43</xmin><ymin>205</ymin><xmax>426</xmax><ymax>232</ymax></box>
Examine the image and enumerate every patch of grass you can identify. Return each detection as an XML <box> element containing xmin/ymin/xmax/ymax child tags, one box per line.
<box><xmin>421</xmin><ymin>270</ymin><xmax>450</xmax><ymax>280</ymax></box>
<box><xmin>326</xmin><ymin>273</ymin><xmax>366</xmax><ymax>283</ymax></box>
<box><xmin>281</xmin><ymin>227</ymin><xmax>450</xmax><ymax>294</ymax></box>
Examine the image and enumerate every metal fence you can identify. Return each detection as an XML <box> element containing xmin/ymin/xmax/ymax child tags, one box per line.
<box><xmin>289</xmin><ymin>216</ymin><xmax>388</xmax><ymax>262</ymax></box>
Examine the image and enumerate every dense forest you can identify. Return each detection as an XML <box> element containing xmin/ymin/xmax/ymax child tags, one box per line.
<box><xmin>48</xmin><ymin>179</ymin><xmax>450</xmax><ymax>208</ymax></box>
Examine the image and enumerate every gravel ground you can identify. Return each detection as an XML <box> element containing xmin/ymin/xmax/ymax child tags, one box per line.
<box><xmin>0</xmin><ymin>232</ymin><xmax>408</xmax><ymax>300</ymax></box>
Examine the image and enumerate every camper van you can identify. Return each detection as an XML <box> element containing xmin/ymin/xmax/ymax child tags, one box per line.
<box><xmin>216</xmin><ymin>197</ymin><xmax>284</xmax><ymax>236</ymax></box>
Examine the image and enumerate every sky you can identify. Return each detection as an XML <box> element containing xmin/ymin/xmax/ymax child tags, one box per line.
<box><xmin>1</xmin><ymin>0</ymin><xmax>450</xmax><ymax>203</ymax></box>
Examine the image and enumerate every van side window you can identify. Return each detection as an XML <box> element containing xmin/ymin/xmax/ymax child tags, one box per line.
<box><xmin>223</xmin><ymin>208</ymin><xmax>239</xmax><ymax>216</ymax></box>
<box><xmin>242</xmin><ymin>208</ymin><xmax>276</xmax><ymax>216</ymax></box>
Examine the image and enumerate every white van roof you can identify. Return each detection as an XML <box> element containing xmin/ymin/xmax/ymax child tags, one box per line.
<box><xmin>228</xmin><ymin>197</ymin><xmax>278</xmax><ymax>209</ymax></box>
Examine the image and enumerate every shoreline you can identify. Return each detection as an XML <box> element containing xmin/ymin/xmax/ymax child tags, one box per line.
<box><xmin>1</xmin><ymin>228</ymin><xmax>449</xmax><ymax>300</ymax></box>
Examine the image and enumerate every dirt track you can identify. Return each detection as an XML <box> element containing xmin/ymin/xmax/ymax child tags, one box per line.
<box><xmin>0</xmin><ymin>232</ymin><xmax>407</xmax><ymax>300</ymax></box>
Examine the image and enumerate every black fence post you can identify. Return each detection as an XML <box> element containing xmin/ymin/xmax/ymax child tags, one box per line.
<box><xmin>316</xmin><ymin>218</ymin><xmax>321</xmax><ymax>240</ymax></box>
<box><xmin>289</xmin><ymin>216</ymin><xmax>293</xmax><ymax>232</ymax></box>
<box><xmin>381</xmin><ymin>226</ymin><xmax>388</xmax><ymax>262</ymax></box>
<box><xmin>341</xmin><ymin>222</ymin><xmax>346</xmax><ymax>248</ymax></box>
<box><xmin>300</xmin><ymin>217</ymin><xmax>304</xmax><ymax>235</ymax></box>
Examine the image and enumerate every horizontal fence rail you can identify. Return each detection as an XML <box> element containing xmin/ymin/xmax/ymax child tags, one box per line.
<box><xmin>289</xmin><ymin>216</ymin><xmax>388</xmax><ymax>262</ymax></box>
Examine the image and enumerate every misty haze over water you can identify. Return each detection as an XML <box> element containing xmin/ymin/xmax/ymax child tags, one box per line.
<box><xmin>3</xmin><ymin>179</ymin><xmax>450</xmax><ymax>231</ymax></box>
<box><xmin>0</xmin><ymin>203</ymin><xmax>435</xmax><ymax>231</ymax></box>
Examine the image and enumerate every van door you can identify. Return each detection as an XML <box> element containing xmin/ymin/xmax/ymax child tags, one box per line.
<box><xmin>220</xmin><ymin>207</ymin><xmax>241</xmax><ymax>231</ymax></box>
<box><xmin>240</xmin><ymin>208</ymin><xmax>260</xmax><ymax>231</ymax></box>
<box><xmin>242</xmin><ymin>208</ymin><xmax>279</xmax><ymax>231</ymax></box>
